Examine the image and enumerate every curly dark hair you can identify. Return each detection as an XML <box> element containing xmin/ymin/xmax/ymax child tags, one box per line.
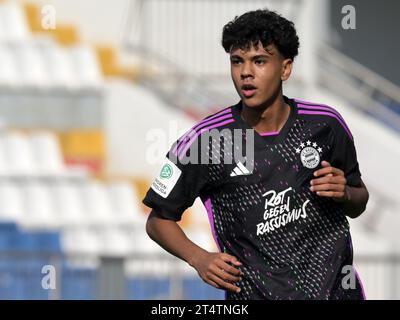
<box><xmin>222</xmin><ymin>9</ymin><xmax>299</xmax><ymax>60</ymax></box>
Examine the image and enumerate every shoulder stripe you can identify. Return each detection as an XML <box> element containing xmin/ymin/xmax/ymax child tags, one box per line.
<box><xmin>295</xmin><ymin>99</ymin><xmax>347</xmax><ymax>123</ymax></box>
<box><xmin>174</xmin><ymin>113</ymin><xmax>233</xmax><ymax>156</ymax></box>
<box><xmin>203</xmin><ymin>106</ymin><xmax>232</xmax><ymax>121</ymax></box>
<box><xmin>178</xmin><ymin>119</ymin><xmax>235</xmax><ymax>160</ymax></box>
<box><xmin>298</xmin><ymin>109</ymin><xmax>353</xmax><ymax>140</ymax></box>
<box><xmin>172</xmin><ymin>107</ymin><xmax>231</xmax><ymax>155</ymax></box>
<box><xmin>295</xmin><ymin>100</ymin><xmax>353</xmax><ymax>140</ymax></box>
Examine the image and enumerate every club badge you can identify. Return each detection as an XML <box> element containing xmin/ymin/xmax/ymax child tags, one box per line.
<box><xmin>295</xmin><ymin>140</ymin><xmax>322</xmax><ymax>169</ymax></box>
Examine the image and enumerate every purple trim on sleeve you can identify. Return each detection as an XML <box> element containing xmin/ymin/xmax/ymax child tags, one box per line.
<box><xmin>175</xmin><ymin>114</ymin><xmax>233</xmax><ymax>155</ymax></box>
<box><xmin>297</xmin><ymin>109</ymin><xmax>353</xmax><ymax>141</ymax></box>
<box><xmin>353</xmin><ymin>267</ymin><xmax>367</xmax><ymax>300</ymax></box>
<box><xmin>172</xmin><ymin>108</ymin><xmax>231</xmax><ymax>154</ymax></box>
<box><xmin>202</xmin><ymin>196</ymin><xmax>222</xmax><ymax>252</ymax></box>
<box><xmin>296</xmin><ymin>103</ymin><xmax>353</xmax><ymax>139</ymax></box>
<box><xmin>178</xmin><ymin>119</ymin><xmax>235</xmax><ymax>160</ymax></box>
<box><xmin>349</xmin><ymin>236</ymin><xmax>367</xmax><ymax>300</ymax></box>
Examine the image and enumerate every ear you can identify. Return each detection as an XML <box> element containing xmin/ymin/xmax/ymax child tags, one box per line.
<box><xmin>281</xmin><ymin>59</ymin><xmax>293</xmax><ymax>81</ymax></box>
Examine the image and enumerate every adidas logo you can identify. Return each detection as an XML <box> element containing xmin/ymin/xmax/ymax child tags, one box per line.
<box><xmin>230</xmin><ymin>161</ymin><xmax>252</xmax><ymax>177</ymax></box>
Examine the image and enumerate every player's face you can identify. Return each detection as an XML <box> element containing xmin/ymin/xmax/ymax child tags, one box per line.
<box><xmin>230</xmin><ymin>42</ymin><xmax>293</xmax><ymax>109</ymax></box>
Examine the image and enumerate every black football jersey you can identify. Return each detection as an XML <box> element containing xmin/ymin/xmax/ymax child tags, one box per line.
<box><xmin>143</xmin><ymin>96</ymin><xmax>366</xmax><ymax>300</ymax></box>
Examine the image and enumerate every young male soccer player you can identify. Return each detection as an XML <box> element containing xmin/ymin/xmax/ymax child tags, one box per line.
<box><xmin>143</xmin><ymin>9</ymin><xmax>369</xmax><ymax>299</ymax></box>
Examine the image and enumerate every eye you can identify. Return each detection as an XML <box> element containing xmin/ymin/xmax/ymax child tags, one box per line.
<box><xmin>231</xmin><ymin>59</ymin><xmax>242</xmax><ymax>65</ymax></box>
<box><xmin>255</xmin><ymin>59</ymin><xmax>266</xmax><ymax>65</ymax></box>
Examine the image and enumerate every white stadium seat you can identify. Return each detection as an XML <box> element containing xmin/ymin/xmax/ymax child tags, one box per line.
<box><xmin>129</xmin><ymin>227</ymin><xmax>165</xmax><ymax>255</ymax></box>
<box><xmin>21</xmin><ymin>181</ymin><xmax>58</xmax><ymax>229</ymax></box>
<box><xmin>80</xmin><ymin>181</ymin><xmax>115</xmax><ymax>225</ymax></box>
<box><xmin>0</xmin><ymin>134</ymin><xmax>10</xmax><ymax>175</ymax></box>
<box><xmin>107</xmin><ymin>181</ymin><xmax>146</xmax><ymax>226</ymax></box>
<box><xmin>39</xmin><ymin>40</ymin><xmax>80</xmax><ymax>90</ymax></box>
<box><xmin>0</xmin><ymin>182</ymin><xmax>24</xmax><ymax>223</ymax></box>
<box><xmin>61</xmin><ymin>227</ymin><xmax>101</xmax><ymax>256</ymax></box>
<box><xmin>97</xmin><ymin>227</ymin><xmax>133</xmax><ymax>257</ymax></box>
<box><xmin>11</xmin><ymin>41</ymin><xmax>50</xmax><ymax>88</ymax></box>
<box><xmin>51</xmin><ymin>182</ymin><xmax>88</xmax><ymax>227</ymax></box>
<box><xmin>0</xmin><ymin>2</ymin><xmax>30</xmax><ymax>42</ymax></box>
<box><xmin>0</xmin><ymin>130</ymin><xmax>88</xmax><ymax>179</ymax></box>
<box><xmin>2</xmin><ymin>131</ymin><xmax>37</xmax><ymax>176</ymax></box>
<box><xmin>0</xmin><ymin>44</ymin><xmax>19</xmax><ymax>87</ymax></box>
<box><xmin>29</xmin><ymin>131</ymin><xmax>66</xmax><ymax>176</ymax></box>
<box><xmin>0</xmin><ymin>3</ymin><xmax>104</xmax><ymax>92</ymax></box>
<box><xmin>69</xmin><ymin>45</ymin><xmax>103</xmax><ymax>89</ymax></box>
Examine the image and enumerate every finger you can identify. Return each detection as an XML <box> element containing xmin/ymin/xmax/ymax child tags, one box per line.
<box><xmin>209</xmin><ymin>273</ymin><xmax>241</xmax><ymax>293</ymax></box>
<box><xmin>216</xmin><ymin>260</ymin><xmax>242</xmax><ymax>276</ymax></box>
<box><xmin>310</xmin><ymin>183</ymin><xmax>345</xmax><ymax>192</ymax></box>
<box><xmin>220</xmin><ymin>253</ymin><xmax>242</xmax><ymax>266</ymax></box>
<box><xmin>211</xmin><ymin>265</ymin><xmax>241</xmax><ymax>283</ymax></box>
<box><xmin>313</xmin><ymin>166</ymin><xmax>344</xmax><ymax>178</ymax></box>
<box><xmin>204</xmin><ymin>278</ymin><xmax>222</xmax><ymax>289</ymax></box>
<box><xmin>315</xmin><ymin>191</ymin><xmax>345</xmax><ymax>198</ymax></box>
<box><xmin>310</xmin><ymin>176</ymin><xmax>346</xmax><ymax>186</ymax></box>
<box><xmin>210</xmin><ymin>273</ymin><xmax>241</xmax><ymax>293</ymax></box>
<box><xmin>321</xmin><ymin>160</ymin><xmax>331</xmax><ymax>167</ymax></box>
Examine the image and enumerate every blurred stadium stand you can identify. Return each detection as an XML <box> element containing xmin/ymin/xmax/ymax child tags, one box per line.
<box><xmin>0</xmin><ymin>0</ymin><xmax>217</xmax><ymax>300</ymax></box>
<box><xmin>0</xmin><ymin>0</ymin><xmax>398</xmax><ymax>300</ymax></box>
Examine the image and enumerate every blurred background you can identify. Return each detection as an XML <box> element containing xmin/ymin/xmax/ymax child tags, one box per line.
<box><xmin>0</xmin><ymin>0</ymin><xmax>398</xmax><ymax>300</ymax></box>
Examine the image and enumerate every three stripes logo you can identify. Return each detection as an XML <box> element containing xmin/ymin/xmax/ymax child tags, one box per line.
<box><xmin>230</xmin><ymin>161</ymin><xmax>252</xmax><ymax>177</ymax></box>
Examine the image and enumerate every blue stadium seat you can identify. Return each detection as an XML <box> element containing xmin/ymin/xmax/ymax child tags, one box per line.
<box><xmin>13</xmin><ymin>257</ymin><xmax>50</xmax><ymax>299</ymax></box>
<box><xmin>0</xmin><ymin>222</ymin><xmax>18</xmax><ymax>250</ymax></box>
<box><xmin>0</xmin><ymin>222</ymin><xmax>18</xmax><ymax>232</ymax></box>
<box><xmin>127</xmin><ymin>276</ymin><xmax>225</xmax><ymax>300</ymax></box>
<box><xmin>183</xmin><ymin>277</ymin><xmax>225</xmax><ymax>300</ymax></box>
<box><xmin>127</xmin><ymin>277</ymin><xmax>170</xmax><ymax>300</ymax></box>
<box><xmin>0</xmin><ymin>223</ymin><xmax>61</xmax><ymax>299</ymax></box>
<box><xmin>33</xmin><ymin>231</ymin><xmax>61</xmax><ymax>253</ymax></box>
<box><xmin>61</xmin><ymin>264</ymin><xmax>97</xmax><ymax>300</ymax></box>
<box><xmin>0</xmin><ymin>256</ymin><xmax>51</xmax><ymax>299</ymax></box>
<box><xmin>0</xmin><ymin>260</ymin><xmax>18</xmax><ymax>299</ymax></box>
<box><xmin>0</xmin><ymin>222</ymin><xmax>18</xmax><ymax>251</ymax></box>
<box><xmin>11</xmin><ymin>231</ymin><xmax>37</xmax><ymax>251</ymax></box>
<box><xmin>7</xmin><ymin>229</ymin><xmax>61</xmax><ymax>253</ymax></box>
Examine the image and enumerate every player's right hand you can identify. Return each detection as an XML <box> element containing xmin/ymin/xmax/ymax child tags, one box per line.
<box><xmin>190</xmin><ymin>252</ymin><xmax>243</xmax><ymax>293</ymax></box>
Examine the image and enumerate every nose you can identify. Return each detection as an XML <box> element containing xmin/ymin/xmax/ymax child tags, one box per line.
<box><xmin>240</xmin><ymin>61</ymin><xmax>254</xmax><ymax>80</ymax></box>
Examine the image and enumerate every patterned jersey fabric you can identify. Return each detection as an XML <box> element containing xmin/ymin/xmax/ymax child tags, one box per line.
<box><xmin>143</xmin><ymin>96</ymin><xmax>366</xmax><ymax>300</ymax></box>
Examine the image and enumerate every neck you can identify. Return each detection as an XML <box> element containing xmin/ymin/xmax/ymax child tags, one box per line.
<box><xmin>241</xmin><ymin>94</ymin><xmax>290</xmax><ymax>133</ymax></box>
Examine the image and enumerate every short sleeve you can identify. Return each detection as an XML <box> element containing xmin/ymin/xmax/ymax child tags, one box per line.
<box><xmin>328</xmin><ymin>121</ymin><xmax>362</xmax><ymax>187</ymax></box>
<box><xmin>142</xmin><ymin>135</ymin><xmax>210</xmax><ymax>221</ymax></box>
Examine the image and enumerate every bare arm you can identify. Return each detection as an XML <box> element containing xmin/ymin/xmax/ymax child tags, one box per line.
<box><xmin>339</xmin><ymin>180</ymin><xmax>369</xmax><ymax>218</ymax></box>
<box><xmin>146</xmin><ymin>211</ymin><xmax>243</xmax><ymax>293</ymax></box>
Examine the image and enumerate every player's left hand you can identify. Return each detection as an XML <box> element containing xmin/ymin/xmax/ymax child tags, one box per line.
<box><xmin>310</xmin><ymin>161</ymin><xmax>348</xmax><ymax>202</ymax></box>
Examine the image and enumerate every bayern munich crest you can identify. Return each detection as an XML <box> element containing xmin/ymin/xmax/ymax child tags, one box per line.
<box><xmin>295</xmin><ymin>140</ymin><xmax>322</xmax><ymax>169</ymax></box>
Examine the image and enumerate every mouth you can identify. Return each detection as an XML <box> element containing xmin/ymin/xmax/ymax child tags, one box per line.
<box><xmin>241</xmin><ymin>84</ymin><xmax>257</xmax><ymax>98</ymax></box>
